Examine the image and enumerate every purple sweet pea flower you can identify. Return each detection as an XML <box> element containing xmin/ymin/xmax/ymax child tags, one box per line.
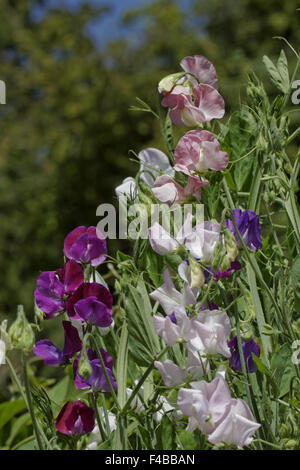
<box><xmin>34</xmin><ymin>260</ymin><xmax>84</xmax><ymax>318</ymax></box>
<box><xmin>203</xmin><ymin>259</ymin><xmax>242</xmax><ymax>282</ymax></box>
<box><xmin>64</xmin><ymin>226</ymin><xmax>107</xmax><ymax>266</ymax></box>
<box><xmin>226</xmin><ymin>209</ymin><xmax>262</xmax><ymax>251</ymax></box>
<box><xmin>33</xmin><ymin>321</ymin><xmax>82</xmax><ymax>366</ymax></box>
<box><xmin>228</xmin><ymin>336</ymin><xmax>260</xmax><ymax>373</ymax></box>
<box><xmin>56</xmin><ymin>400</ymin><xmax>95</xmax><ymax>436</ymax></box>
<box><xmin>73</xmin><ymin>348</ymin><xmax>117</xmax><ymax>393</ymax></box>
<box><xmin>66</xmin><ymin>282</ymin><xmax>113</xmax><ymax>327</ymax></box>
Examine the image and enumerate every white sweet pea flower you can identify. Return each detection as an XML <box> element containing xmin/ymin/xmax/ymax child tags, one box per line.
<box><xmin>0</xmin><ymin>339</ymin><xmax>6</xmax><ymax>365</ymax></box>
<box><xmin>148</xmin><ymin>212</ymin><xmax>194</xmax><ymax>256</ymax></box>
<box><xmin>138</xmin><ymin>148</ymin><xmax>174</xmax><ymax>186</ymax></box>
<box><xmin>184</xmin><ymin>221</ymin><xmax>221</xmax><ymax>263</ymax></box>
<box><xmin>115</xmin><ymin>177</ymin><xmax>136</xmax><ymax>199</ymax></box>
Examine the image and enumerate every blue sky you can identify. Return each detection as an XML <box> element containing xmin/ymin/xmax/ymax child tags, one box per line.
<box><xmin>31</xmin><ymin>0</ymin><xmax>194</xmax><ymax>46</ymax></box>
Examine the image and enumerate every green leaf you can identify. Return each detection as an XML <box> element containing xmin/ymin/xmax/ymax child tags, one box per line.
<box><xmin>271</xmin><ymin>343</ymin><xmax>297</xmax><ymax>397</ymax></box>
<box><xmin>0</xmin><ymin>399</ymin><xmax>26</xmax><ymax>431</ymax></box>
<box><xmin>263</xmin><ymin>50</ymin><xmax>290</xmax><ymax>94</ymax></box>
<box><xmin>156</xmin><ymin>415</ymin><xmax>176</xmax><ymax>450</ymax></box>
<box><xmin>146</xmin><ymin>248</ymin><xmax>164</xmax><ymax>288</ymax></box>
<box><xmin>116</xmin><ymin>321</ymin><xmax>129</xmax><ymax>409</ymax></box>
<box><xmin>291</xmin><ymin>255</ymin><xmax>300</xmax><ymax>313</ymax></box>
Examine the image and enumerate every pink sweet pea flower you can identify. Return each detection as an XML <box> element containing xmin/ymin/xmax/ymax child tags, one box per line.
<box><xmin>161</xmin><ymin>83</ymin><xmax>225</xmax><ymax>127</ymax></box>
<box><xmin>152</xmin><ymin>175</ymin><xmax>208</xmax><ymax>205</ymax></box>
<box><xmin>180</xmin><ymin>55</ymin><xmax>218</xmax><ymax>90</ymax></box>
<box><xmin>174</xmin><ymin>130</ymin><xmax>228</xmax><ymax>176</ymax></box>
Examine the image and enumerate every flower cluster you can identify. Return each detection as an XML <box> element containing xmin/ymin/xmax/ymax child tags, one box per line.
<box><xmin>33</xmin><ymin>225</ymin><xmax>117</xmax><ymax>436</ymax></box>
<box><xmin>119</xmin><ymin>55</ymin><xmax>263</xmax><ymax>448</ymax></box>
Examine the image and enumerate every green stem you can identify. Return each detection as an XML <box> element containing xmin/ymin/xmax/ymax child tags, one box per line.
<box><xmin>21</xmin><ymin>352</ymin><xmax>44</xmax><ymax>450</ymax></box>
<box><xmin>90</xmin><ymin>393</ymin><xmax>106</xmax><ymax>442</ymax></box>
<box><xmin>121</xmin><ymin>346</ymin><xmax>169</xmax><ymax>414</ymax></box>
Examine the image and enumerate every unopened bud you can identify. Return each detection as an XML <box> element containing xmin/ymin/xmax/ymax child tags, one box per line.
<box><xmin>78</xmin><ymin>349</ymin><xmax>92</xmax><ymax>380</ymax></box>
<box><xmin>189</xmin><ymin>257</ymin><xmax>205</xmax><ymax>289</ymax></box>
<box><xmin>224</xmin><ymin>229</ymin><xmax>238</xmax><ymax>262</ymax></box>
<box><xmin>158</xmin><ymin>72</ymin><xmax>186</xmax><ymax>93</ymax></box>
<box><xmin>8</xmin><ymin>305</ymin><xmax>35</xmax><ymax>353</ymax></box>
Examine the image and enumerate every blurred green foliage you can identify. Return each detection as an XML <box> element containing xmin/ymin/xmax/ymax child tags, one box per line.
<box><xmin>0</xmin><ymin>0</ymin><xmax>299</xmax><ymax>319</ymax></box>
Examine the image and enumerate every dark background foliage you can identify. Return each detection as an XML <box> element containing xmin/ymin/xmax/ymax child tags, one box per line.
<box><xmin>0</xmin><ymin>0</ymin><xmax>299</xmax><ymax>319</ymax></box>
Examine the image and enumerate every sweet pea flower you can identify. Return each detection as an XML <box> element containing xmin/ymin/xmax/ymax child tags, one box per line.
<box><xmin>73</xmin><ymin>348</ymin><xmax>117</xmax><ymax>393</ymax></box>
<box><xmin>64</xmin><ymin>226</ymin><xmax>107</xmax><ymax>267</ymax></box>
<box><xmin>115</xmin><ymin>177</ymin><xmax>136</xmax><ymax>199</ymax></box>
<box><xmin>226</xmin><ymin>209</ymin><xmax>262</xmax><ymax>250</ymax></box>
<box><xmin>203</xmin><ymin>259</ymin><xmax>242</xmax><ymax>282</ymax></box>
<box><xmin>138</xmin><ymin>148</ymin><xmax>174</xmax><ymax>186</ymax></box>
<box><xmin>152</xmin><ymin>175</ymin><xmax>208</xmax><ymax>205</ymax></box>
<box><xmin>0</xmin><ymin>339</ymin><xmax>5</xmax><ymax>365</ymax></box>
<box><xmin>228</xmin><ymin>336</ymin><xmax>260</xmax><ymax>373</ymax></box>
<box><xmin>155</xmin><ymin>347</ymin><xmax>209</xmax><ymax>387</ymax></box>
<box><xmin>208</xmin><ymin>398</ymin><xmax>261</xmax><ymax>448</ymax></box>
<box><xmin>33</xmin><ymin>321</ymin><xmax>82</xmax><ymax>366</ymax></box>
<box><xmin>184</xmin><ymin>221</ymin><xmax>221</xmax><ymax>263</ymax></box>
<box><xmin>56</xmin><ymin>400</ymin><xmax>95</xmax><ymax>436</ymax></box>
<box><xmin>153</xmin><ymin>309</ymin><xmax>195</xmax><ymax>347</ymax></box>
<box><xmin>150</xmin><ymin>268</ymin><xmax>197</xmax><ymax>317</ymax></box>
<box><xmin>178</xmin><ymin>377</ymin><xmax>232</xmax><ymax>435</ymax></box>
<box><xmin>174</xmin><ymin>130</ymin><xmax>228</xmax><ymax>176</ymax></box>
<box><xmin>34</xmin><ymin>260</ymin><xmax>84</xmax><ymax>318</ymax></box>
<box><xmin>180</xmin><ymin>55</ymin><xmax>218</xmax><ymax>90</ymax></box>
<box><xmin>66</xmin><ymin>282</ymin><xmax>113</xmax><ymax>327</ymax></box>
<box><xmin>161</xmin><ymin>83</ymin><xmax>225</xmax><ymax>127</ymax></box>
<box><xmin>191</xmin><ymin>310</ymin><xmax>231</xmax><ymax>358</ymax></box>
<box><xmin>148</xmin><ymin>212</ymin><xmax>194</xmax><ymax>256</ymax></box>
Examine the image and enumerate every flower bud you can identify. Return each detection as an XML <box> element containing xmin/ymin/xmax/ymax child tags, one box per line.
<box><xmin>78</xmin><ymin>348</ymin><xmax>92</xmax><ymax>380</ymax></box>
<box><xmin>158</xmin><ymin>72</ymin><xmax>186</xmax><ymax>93</ymax></box>
<box><xmin>8</xmin><ymin>305</ymin><xmax>35</xmax><ymax>353</ymax></box>
<box><xmin>212</xmin><ymin>240</ymin><xmax>230</xmax><ymax>273</ymax></box>
<box><xmin>189</xmin><ymin>257</ymin><xmax>205</xmax><ymax>289</ymax></box>
<box><xmin>224</xmin><ymin>229</ymin><xmax>238</xmax><ymax>262</ymax></box>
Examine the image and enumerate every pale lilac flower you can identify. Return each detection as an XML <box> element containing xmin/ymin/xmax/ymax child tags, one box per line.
<box><xmin>0</xmin><ymin>339</ymin><xmax>5</xmax><ymax>365</ymax></box>
<box><xmin>184</xmin><ymin>221</ymin><xmax>221</xmax><ymax>263</ymax></box>
<box><xmin>138</xmin><ymin>148</ymin><xmax>174</xmax><ymax>186</ymax></box>
<box><xmin>191</xmin><ymin>310</ymin><xmax>231</xmax><ymax>358</ymax></box>
<box><xmin>154</xmin><ymin>347</ymin><xmax>209</xmax><ymax>387</ymax></box>
<box><xmin>153</xmin><ymin>309</ymin><xmax>194</xmax><ymax>346</ymax></box>
<box><xmin>148</xmin><ymin>212</ymin><xmax>194</xmax><ymax>256</ymax></box>
<box><xmin>208</xmin><ymin>398</ymin><xmax>261</xmax><ymax>448</ymax></box>
<box><xmin>174</xmin><ymin>130</ymin><xmax>228</xmax><ymax>176</ymax></box>
<box><xmin>178</xmin><ymin>377</ymin><xmax>232</xmax><ymax>435</ymax></box>
<box><xmin>115</xmin><ymin>177</ymin><xmax>136</xmax><ymax>199</ymax></box>
<box><xmin>150</xmin><ymin>268</ymin><xmax>197</xmax><ymax>316</ymax></box>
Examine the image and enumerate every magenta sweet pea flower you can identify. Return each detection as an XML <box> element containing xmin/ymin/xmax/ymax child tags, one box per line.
<box><xmin>174</xmin><ymin>130</ymin><xmax>228</xmax><ymax>176</ymax></box>
<box><xmin>64</xmin><ymin>226</ymin><xmax>107</xmax><ymax>266</ymax></box>
<box><xmin>34</xmin><ymin>260</ymin><xmax>84</xmax><ymax>318</ymax></box>
<box><xmin>56</xmin><ymin>400</ymin><xmax>95</xmax><ymax>436</ymax></box>
<box><xmin>73</xmin><ymin>348</ymin><xmax>117</xmax><ymax>393</ymax></box>
<box><xmin>228</xmin><ymin>336</ymin><xmax>260</xmax><ymax>373</ymax></box>
<box><xmin>203</xmin><ymin>259</ymin><xmax>242</xmax><ymax>282</ymax></box>
<box><xmin>161</xmin><ymin>83</ymin><xmax>225</xmax><ymax>127</ymax></box>
<box><xmin>33</xmin><ymin>321</ymin><xmax>82</xmax><ymax>366</ymax></box>
<box><xmin>226</xmin><ymin>209</ymin><xmax>262</xmax><ymax>250</ymax></box>
<box><xmin>66</xmin><ymin>282</ymin><xmax>113</xmax><ymax>327</ymax></box>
